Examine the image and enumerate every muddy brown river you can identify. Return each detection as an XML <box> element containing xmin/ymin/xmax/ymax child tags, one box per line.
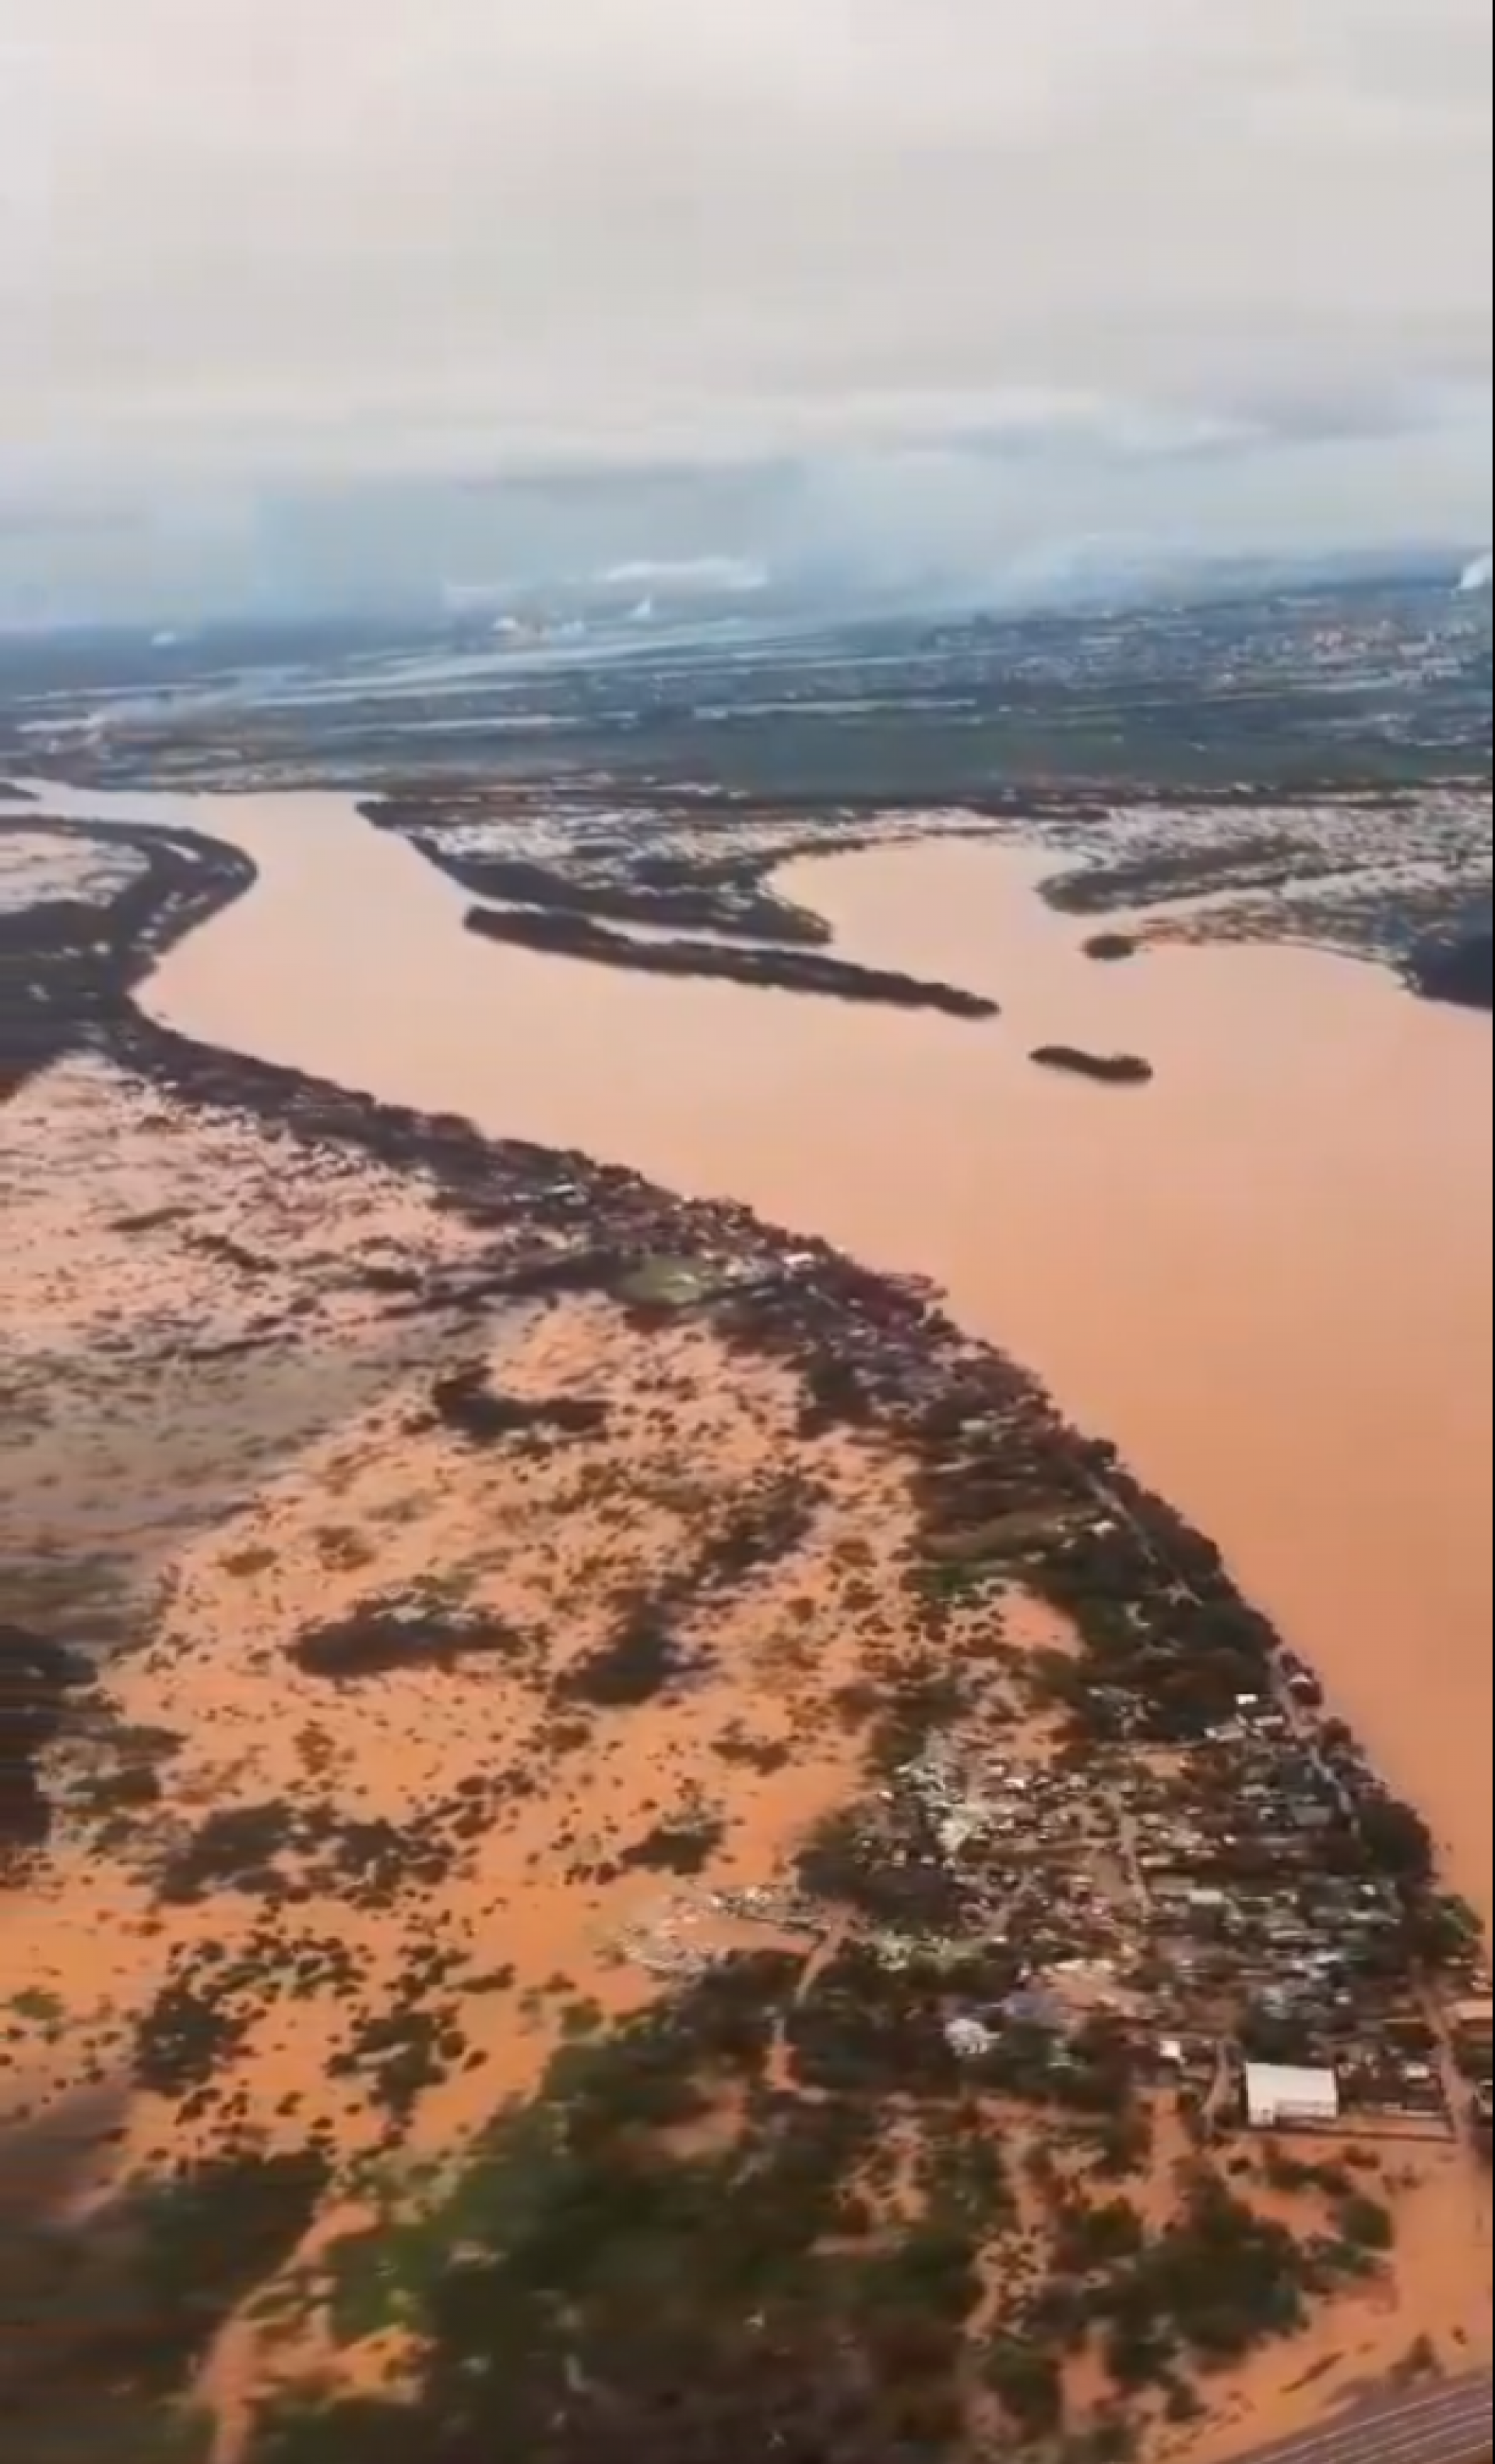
<box><xmin>19</xmin><ymin>783</ymin><xmax>1494</xmax><ymax>1921</ymax></box>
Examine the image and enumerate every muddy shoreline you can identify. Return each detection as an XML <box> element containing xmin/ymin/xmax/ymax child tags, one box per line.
<box><xmin>0</xmin><ymin>813</ymin><xmax>256</xmax><ymax>1096</ymax></box>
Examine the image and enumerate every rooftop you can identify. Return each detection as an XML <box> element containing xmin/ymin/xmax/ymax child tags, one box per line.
<box><xmin>1244</xmin><ymin>2061</ymin><xmax>1340</xmax><ymax>2128</ymax></box>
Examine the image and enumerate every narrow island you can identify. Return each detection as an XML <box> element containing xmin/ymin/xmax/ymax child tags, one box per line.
<box><xmin>360</xmin><ymin>802</ymin><xmax>836</xmax><ymax>947</ymax></box>
<box><xmin>1030</xmin><ymin>1043</ymin><xmax>1155</xmax><ymax>1085</ymax></box>
<box><xmin>464</xmin><ymin>899</ymin><xmax>1000</xmax><ymax>1019</ymax></box>
<box><xmin>358</xmin><ymin>778</ymin><xmax>1493</xmax><ymax>1022</ymax></box>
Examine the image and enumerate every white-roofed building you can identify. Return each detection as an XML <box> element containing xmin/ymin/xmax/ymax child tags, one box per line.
<box><xmin>1243</xmin><ymin>2061</ymin><xmax>1340</xmax><ymax>2130</ymax></box>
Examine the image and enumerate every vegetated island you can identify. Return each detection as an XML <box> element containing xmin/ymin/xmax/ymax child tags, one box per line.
<box><xmin>361</xmin><ymin>795</ymin><xmax>839</xmax><ymax>946</ymax></box>
<box><xmin>1030</xmin><ymin>1044</ymin><xmax>1155</xmax><ymax>1086</ymax></box>
<box><xmin>357</xmin><ymin>776</ymin><xmax>1491</xmax><ymax>1021</ymax></box>
<box><xmin>464</xmin><ymin>898</ymin><xmax>1000</xmax><ymax>1019</ymax></box>
<box><xmin>1033</xmin><ymin>787</ymin><xmax>1493</xmax><ymax>1007</ymax></box>
<box><xmin>1046</xmin><ymin>833</ymin><xmax>1317</xmax><ymax>917</ymax></box>
<box><xmin>2</xmin><ymin>806</ymin><xmax>1490</xmax><ymax>2464</ymax></box>
<box><xmin>1405</xmin><ymin>917</ymin><xmax>1493</xmax><ymax>1012</ymax></box>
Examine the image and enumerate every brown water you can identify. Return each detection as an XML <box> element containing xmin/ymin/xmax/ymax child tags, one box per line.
<box><xmin>20</xmin><ymin>783</ymin><xmax>1493</xmax><ymax>1920</ymax></box>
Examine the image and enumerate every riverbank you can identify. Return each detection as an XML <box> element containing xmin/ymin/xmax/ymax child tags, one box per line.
<box><xmin>28</xmin><ymin>781</ymin><xmax>1485</xmax><ymax>1931</ymax></box>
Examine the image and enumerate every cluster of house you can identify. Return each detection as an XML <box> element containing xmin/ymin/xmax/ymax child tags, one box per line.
<box><xmin>443</xmin><ymin>1163</ymin><xmax>1490</xmax><ymax>2155</ymax></box>
<box><xmin>871</xmin><ymin>1698</ymin><xmax>1483</xmax><ymax>2142</ymax></box>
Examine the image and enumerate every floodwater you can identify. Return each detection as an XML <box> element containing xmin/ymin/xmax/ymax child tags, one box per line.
<box><xmin>15</xmin><ymin>783</ymin><xmax>1493</xmax><ymax>1921</ymax></box>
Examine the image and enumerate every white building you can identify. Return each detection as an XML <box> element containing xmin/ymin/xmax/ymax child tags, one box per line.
<box><xmin>1243</xmin><ymin>2061</ymin><xmax>1340</xmax><ymax>2130</ymax></box>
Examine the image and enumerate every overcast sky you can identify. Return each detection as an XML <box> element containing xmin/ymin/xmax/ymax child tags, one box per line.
<box><xmin>2</xmin><ymin>0</ymin><xmax>1490</xmax><ymax>615</ymax></box>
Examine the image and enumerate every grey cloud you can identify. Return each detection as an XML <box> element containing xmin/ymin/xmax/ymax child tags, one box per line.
<box><xmin>0</xmin><ymin>0</ymin><xmax>1490</xmax><ymax>615</ymax></box>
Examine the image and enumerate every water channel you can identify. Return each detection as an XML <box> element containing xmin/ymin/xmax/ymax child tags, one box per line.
<box><xmin>16</xmin><ymin>781</ymin><xmax>1493</xmax><ymax>1920</ymax></box>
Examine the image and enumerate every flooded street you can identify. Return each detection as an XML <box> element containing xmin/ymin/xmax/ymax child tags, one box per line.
<box><xmin>21</xmin><ymin>781</ymin><xmax>1493</xmax><ymax>1920</ymax></box>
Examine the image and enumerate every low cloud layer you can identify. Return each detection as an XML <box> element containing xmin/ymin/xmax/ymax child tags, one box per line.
<box><xmin>2</xmin><ymin>0</ymin><xmax>1490</xmax><ymax>614</ymax></box>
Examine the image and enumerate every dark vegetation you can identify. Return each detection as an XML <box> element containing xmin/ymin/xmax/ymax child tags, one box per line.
<box><xmin>155</xmin><ymin>1801</ymin><xmax>300</xmax><ymax>1905</ymax></box>
<box><xmin>0</xmin><ymin>816</ymin><xmax>254</xmax><ymax>1096</ymax></box>
<box><xmin>243</xmin><ymin>1971</ymin><xmax>980</xmax><ymax>2464</ymax></box>
<box><xmin>1082</xmin><ymin>932</ymin><xmax>1139</xmax><ymax>962</ymax></box>
<box><xmin>1407</xmin><ymin>914</ymin><xmax>1493</xmax><ymax>1009</ymax></box>
<box><xmin>0</xmin><ymin>1621</ymin><xmax>93</xmax><ymax>1862</ymax></box>
<box><xmin>618</xmin><ymin>1811</ymin><xmax>727</xmax><ymax>1875</ymax></box>
<box><xmin>325</xmin><ymin>1959</ymin><xmax>482</xmax><ymax>2124</ymax></box>
<box><xmin>428</xmin><ymin>1363</ymin><xmax>608</xmax><ymax>1443</ymax></box>
<box><xmin>131</xmin><ymin>1913</ymin><xmax>491</xmax><ymax>2128</ymax></box>
<box><xmin>554</xmin><ymin>1474</ymin><xmax>824</xmax><ymax>1710</ymax></box>
<box><xmin>362</xmin><ymin>818</ymin><xmax>834</xmax><ymax>945</ymax></box>
<box><xmin>106</xmin><ymin>2149</ymin><xmax>330</xmax><ymax>2389</ymax></box>
<box><xmin>555</xmin><ymin>1590</ymin><xmax>699</xmax><ymax>1708</ymax></box>
<box><xmin>697</xmin><ymin>1471</ymin><xmax>824</xmax><ymax>1589</ymax></box>
<box><xmin>152</xmin><ymin>1788</ymin><xmax>463</xmax><ymax>1924</ymax></box>
<box><xmin>1044</xmin><ymin>833</ymin><xmax>1314</xmax><ymax>914</ymax></box>
<box><xmin>289</xmin><ymin>1587</ymin><xmax>528</xmax><ymax>1681</ymax></box>
<box><xmin>463</xmin><ymin>899</ymin><xmax>999</xmax><ymax>1018</ymax></box>
<box><xmin>1029</xmin><ymin>1046</ymin><xmax>1154</xmax><ymax>1086</ymax></box>
<box><xmin>795</xmin><ymin>1806</ymin><xmax>976</xmax><ymax>1937</ymax></box>
<box><xmin>232</xmin><ymin>1955</ymin><xmax>1384</xmax><ymax>2464</ymax></box>
<box><xmin>0</xmin><ymin>2140</ymin><xmax>328</xmax><ymax>2446</ymax></box>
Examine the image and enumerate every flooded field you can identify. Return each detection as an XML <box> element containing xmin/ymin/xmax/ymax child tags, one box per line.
<box><xmin>5</xmin><ymin>776</ymin><xmax>1491</xmax><ymax>2459</ymax></box>
<box><xmin>18</xmin><ymin>779</ymin><xmax>1493</xmax><ymax>1927</ymax></box>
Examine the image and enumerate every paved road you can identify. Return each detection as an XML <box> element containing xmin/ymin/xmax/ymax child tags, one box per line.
<box><xmin>1227</xmin><ymin>2369</ymin><xmax>1492</xmax><ymax>2464</ymax></box>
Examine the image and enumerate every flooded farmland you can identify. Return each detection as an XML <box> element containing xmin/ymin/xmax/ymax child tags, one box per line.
<box><xmin>27</xmin><ymin>780</ymin><xmax>1490</xmax><ymax>1926</ymax></box>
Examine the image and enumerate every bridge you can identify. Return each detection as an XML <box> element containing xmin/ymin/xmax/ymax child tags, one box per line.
<box><xmin>1226</xmin><ymin>2369</ymin><xmax>1492</xmax><ymax>2464</ymax></box>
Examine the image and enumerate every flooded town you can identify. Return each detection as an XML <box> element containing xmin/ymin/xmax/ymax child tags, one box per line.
<box><xmin>8</xmin><ymin>4</ymin><xmax>1493</xmax><ymax>2454</ymax></box>
<box><xmin>2</xmin><ymin>573</ymin><xmax>1490</xmax><ymax>2464</ymax></box>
